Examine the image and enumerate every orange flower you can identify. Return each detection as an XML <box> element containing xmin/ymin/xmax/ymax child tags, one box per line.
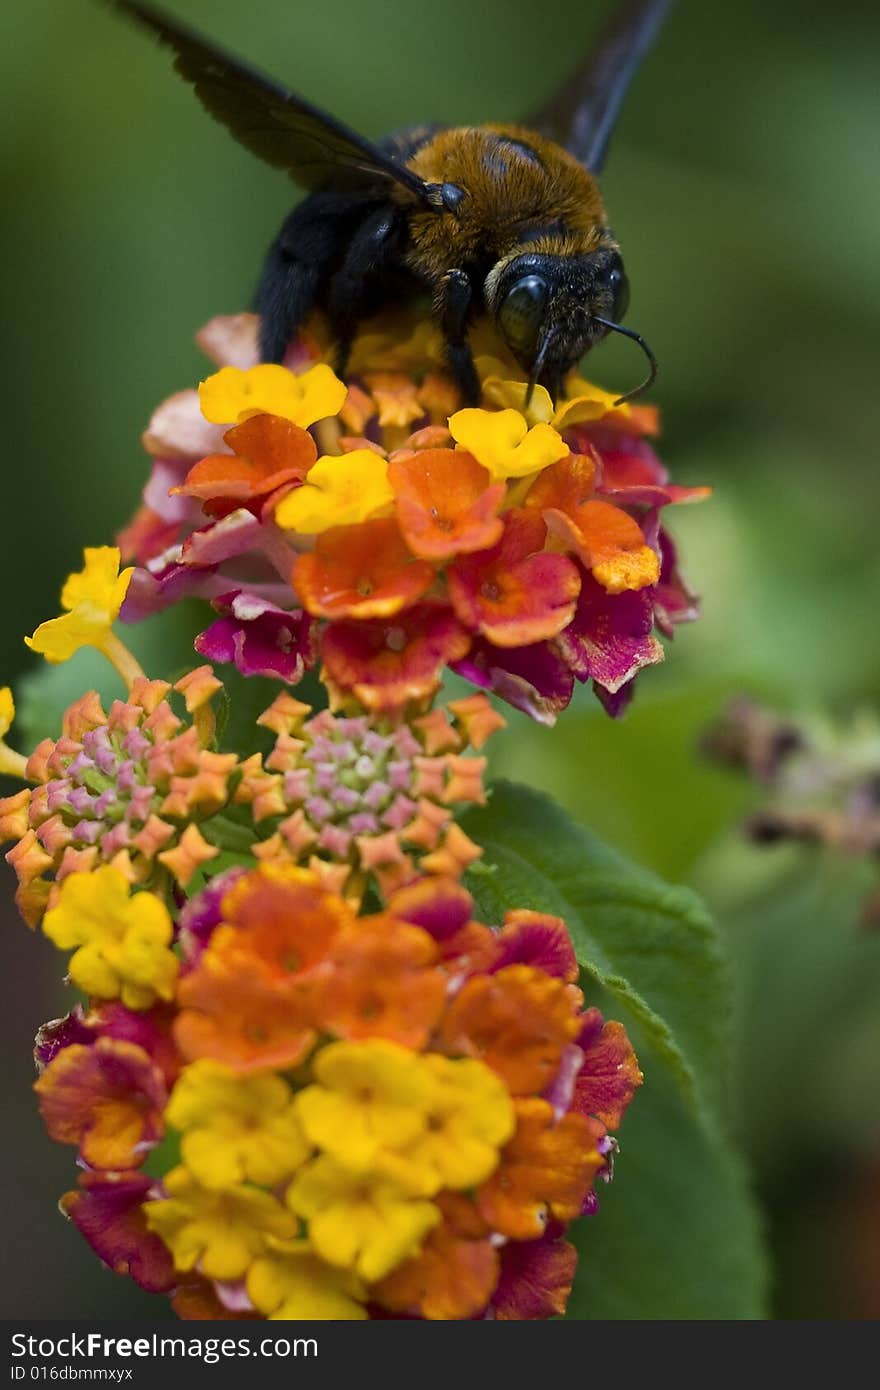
<box><xmin>439</xmin><ymin>964</ymin><xmax>582</xmax><ymax>1094</ymax></box>
<box><xmin>525</xmin><ymin>455</ymin><xmax>659</xmax><ymax>594</ymax></box>
<box><xmin>478</xmin><ymin>1098</ymin><xmax>606</xmax><ymax>1239</ymax></box>
<box><xmin>174</xmin><ymin>946</ymin><xmax>318</xmax><ymax>1074</ymax></box>
<box><xmin>316</xmin><ymin>915</ymin><xmax>447</xmax><ymax>1050</ymax></box>
<box><xmin>373</xmin><ymin>1219</ymin><xmax>499</xmax><ymax>1321</ymax></box>
<box><xmin>174</xmin><ymin>413</ymin><xmax>316</xmax><ymax>518</ymax></box>
<box><xmin>293</xmin><ymin>518</ymin><xmax>436</xmax><ymax>620</ymax></box>
<box><xmin>447</xmin><ymin>509</ymin><xmax>581</xmax><ymax>647</ymax></box>
<box><xmin>388</xmin><ymin>449</ymin><xmax>505</xmax><ymax>561</ymax></box>
<box><xmin>214</xmin><ymin>864</ymin><xmax>352</xmax><ymax>979</ymax></box>
<box><xmin>174</xmin><ymin>866</ymin><xmax>350</xmax><ymax>1071</ymax></box>
<box><xmin>321</xmin><ymin>603</ymin><xmax>471</xmax><ymax>711</ymax></box>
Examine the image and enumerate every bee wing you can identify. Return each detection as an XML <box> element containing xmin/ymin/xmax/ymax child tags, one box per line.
<box><xmin>106</xmin><ymin>0</ymin><xmax>438</xmax><ymax>203</ymax></box>
<box><xmin>526</xmin><ymin>0</ymin><xmax>674</xmax><ymax>172</ymax></box>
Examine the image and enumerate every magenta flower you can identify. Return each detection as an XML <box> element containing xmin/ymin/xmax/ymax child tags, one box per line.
<box><xmin>195</xmin><ymin>591</ymin><xmax>317</xmax><ymax>683</ymax></box>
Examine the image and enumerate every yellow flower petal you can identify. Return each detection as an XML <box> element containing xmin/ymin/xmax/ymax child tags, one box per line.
<box><xmin>0</xmin><ymin>687</ymin><xmax>15</xmax><ymax>741</ymax></box>
<box><xmin>42</xmin><ymin>868</ymin><xmax>178</xmax><ymax>1010</ymax></box>
<box><xmin>198</xmin><ymin>363</ymin><xmax>346</xmax><ymax>428</ymax></box>
<box><xmin>296</xmin><ymin>1038</ymin><xmax>432</xmax><ymax>1169</ymax></box>
<box><xmin>167</xmin><ymin>1060</ymin><xmax>310</xmax><ymax>1189</ymax></box>
<box><xmin>287</xmin><ymin>1156</ymin><xmax>440</xmax><ymax>1282</ymax></box>
<box><xmin>449</xmin><ymin>408</ymin><xmax>568</xmax><ymax>481</ymax></box>
<box><xmin>409</xmin><ymin>1055</ymin><xmax>516</xmax><ymax>1191</ymax></box>
<box><xmin>274</xmin><ymin>451</ymin><xmax>394</xmax><ymax>534</ymax></box>
<box><xmin>145</xmin><ymin>1168</ymin><xmax>297</xmax><ymax>1282</ymax></box>
<box><xmin>480</xmin><ymin>377</ymin><xmax>555</xmax><ymax>425</ymax></box>
<box><xmin>25</xmin><ymin>547</ymin><xmax>133</xmax><ymax>666</ymax></box>
<box><xmin>551</xmin><ymin>376</ymin><xmax>630</xmax><ymax>431</ymax></box>
<box><xmin>247</xmin><ymin>1242</ymin><xmax>367</xmax><ymax>1320</ymax></box>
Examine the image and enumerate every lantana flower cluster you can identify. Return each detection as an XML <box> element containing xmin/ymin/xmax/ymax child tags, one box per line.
<box><xmin>0</xmin><ymin>632</ymin><xmax>641</xmax><ymax>1319</ymax></box>
<box><xmin>26</xmin><ymin>863</ymin><xmax>640</xmax><ymax>1320</ymax></box>
<box><xmin>119</xmin><ymin>309</ymin><xmax>705</xmax><ymax>723</ymax></box>
<box><xmin>0</xmin><ymin>305</ymin><xmax>696</xmax><ymax>1320</ymax></box>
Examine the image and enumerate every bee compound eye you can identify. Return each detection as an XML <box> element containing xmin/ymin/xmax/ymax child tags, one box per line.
<box><xmin>498</xmin><ymin>275</ymin><xmax>548</xmax><ymax>353</ymax></box>
<box><xmin>606</xmin><ymin>263</ymin><xmax>630</xmax><ymax>320</ymax></box>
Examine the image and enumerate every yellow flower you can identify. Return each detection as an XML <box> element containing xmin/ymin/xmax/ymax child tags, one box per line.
<box><xmin>479</xmin><ymin>375</ymin><xmax>632</xmax><ymax>433</ymax></box>
<box><xmin>247</xmin><ymin>1239</ymin><xmax>367</xmax><ymax>1320</ymax></box>
<box><xmin>0</xmin><ymin>686</ymin><xmax>26</xmax><ymax>779</ymax></box>
<box><xmin>274</xmin><ymin>451</ymin><xmax>394</xmax><ymax>534</ymax></box>
<box><xmin>166</xmin><ymin>1060</ymin><xmax>311</xmax><ymax>1190</ymax></box>
<box><xmin>551</xmin><ymin>375</ymin><xmax>631</xmax><ymax>431</ymax></box>
<box><xmin>25</xmin><ymin>548</ymin><xmax>136</xmax><ymax>671</ymax></box>
<box><xmin>42</xmin><ymin>867</ymin><xmax>178</xmax><ymax>1010</ymax></box>
<box><xmin>198</xmin><ymin>362</ymin><xmax>347</xmax><ymax>428</ymax></box>
<box><xmin>448</xmin><ymin>408</ymin><xmax>568</xmax><ymax>481</ymax></box>
<box><xmin>481</xmin><ymin>377</ymin><xmax>556</xmax><ymax>425</ymax></box>
<box><xmin>0</xmin><ymin>687</ymin><xmax>14</xmax><ymax>741</ymax></box>
<box><xmin>144</xmin><ymin>1167</ymin><xmax>297</xmax><ymax>1281</ymax></box>
<box><xmin>295</xmin><ymin>1039</ymin><xmax>433</xmax><ymax>1171</ymax></box>
<box><xmin>404</xmin><ymin>1054</ymin><xmax>516</xmax><ymax>1192</ymax></box>
<box><xmin>286</xmin><ymin>1155</ymin><xmax>440</xmax><ymax>1283</ymax></box>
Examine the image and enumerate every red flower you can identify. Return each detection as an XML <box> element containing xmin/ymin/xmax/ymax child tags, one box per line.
<box><xmin>60</xmin><ymin>1171</ymin><xmax>176</xmax><ymax>1293</ymax></box>
<box><xmin>322</xmin><ymin>602</ymin><xmax>471</xmax><ymax>711</ymax></box>
<box><xmin>35</xmin><ymin>1037</ymin><xmax>166</xmax><ymax>1169</ymax></box>
<box><xmin>572</xmin><ymin>1008</ymin><xmax>644</xmax><ymax>1129</ymax></box>
<box><xmin>491</xmin><ymin>1231</ymin><xmax>578</xmax><ymax>1319</ymax></box>
<box><xmin>448</xmin><ymin>510</ymin><xmax>580</xmax><ymax>647</ymax></box>
<box><xmin>557</xmin><ymin>570</ymin><xmax>664</xmax><ymax>694</ymax></box>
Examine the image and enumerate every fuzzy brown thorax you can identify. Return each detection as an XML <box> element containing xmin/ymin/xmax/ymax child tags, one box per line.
<box><xmin>400</xmin><ymin>124</ymin><xmax>611</xmax><ymax>287</ymax></box>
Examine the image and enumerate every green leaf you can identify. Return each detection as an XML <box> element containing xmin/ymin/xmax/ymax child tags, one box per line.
<box><xmin>695</xmin><ymin>840</ymin><xmax>880</xmax><ymax>1177</ymax></box>
<box><xmin>462</xmin><ymin>781</ymin><xmax>767</xmax><ymax>1319</ymax></box>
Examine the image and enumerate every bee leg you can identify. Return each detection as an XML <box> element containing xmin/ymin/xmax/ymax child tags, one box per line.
<box><xmin>325</xmin><ymin>207</ymin><xmax>404</xmax><ymax>373</ymax></box>
<box><xmin>256</xmin><ymin>193</ymin><xmax>367</xmax><ymax>361</ymax></box>
<box><xmin>438</xmin><ymin>270</ymin><xmax>479</xmax><ymax>404</ymax></box>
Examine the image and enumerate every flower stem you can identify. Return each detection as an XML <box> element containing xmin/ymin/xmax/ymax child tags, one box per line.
<box><xmin>0</xmin><ymin>742</ymin><xmax>28</xmax><ymax>780</ymax></box>
<box><xmin>100</xmin><ymin>631</ymin><xmax>146</xmax><ymax>689</ymax></box>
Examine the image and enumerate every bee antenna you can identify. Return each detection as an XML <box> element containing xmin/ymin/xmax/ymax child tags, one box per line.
<box><xmin>525</xmin><ymin>327</ymin><xmax>558</xmax><ymax>406</ymax></box>
<box><xmin>592</xmin><ymin>316</ymin><xmax>658</xmax><ymax>404</ymax></box>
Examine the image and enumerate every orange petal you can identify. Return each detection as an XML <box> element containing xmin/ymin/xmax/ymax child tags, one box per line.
<box><xmin>526</xmin><ymin>455</ymin><xmax>659</xmax><ymax>593</ymax></box>
<box><xmin>478</xmin><ymin>1098</ymin><xmax>605</xmax><ymax>1239</ymax></box>
<box><xmin>374</xmin><ymin>1221</ymin><xmax>499</xmax><ymax>1320</ymax></box>
<box><xmin>176</xmin><ymin>414</ymin><xmax>316</xmax><ymax>514</ymax></box>
<box><xmin>439</xmin><ymin>964</ymin><xmax>581</xmax><ymax>1094</ymax></box>
<box><xmin>293</xmin><ymin>518</ymin><xmax>435</xmax><ymax>620</ymax></box>
<box><xmin>389</xmin><ymin>449</ymin><xmax>505</xmax><ymax>562</ymax></box>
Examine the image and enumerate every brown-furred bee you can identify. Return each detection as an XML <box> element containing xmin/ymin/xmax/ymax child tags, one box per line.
<box><xmin>106</xmin><ymin>0</ymin><xmax>673</xmax><ymax>404</ymax></box>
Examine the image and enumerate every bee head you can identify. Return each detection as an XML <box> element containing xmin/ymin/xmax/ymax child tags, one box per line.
<box><xmin>490</xmin><ymin>248</ymin><xmax>633</xmax><ymax>399</ymax></box>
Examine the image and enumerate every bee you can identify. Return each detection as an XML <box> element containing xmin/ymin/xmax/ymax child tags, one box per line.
<box><xmin>106</xmin><ymin>0</ymin><xmax>673</xmax><ymax>403</ymax></box>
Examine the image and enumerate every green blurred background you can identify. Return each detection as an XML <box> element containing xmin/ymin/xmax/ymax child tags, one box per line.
<box><xmin>2</xmin><ymin>0</ymin><xmax>879</xmax><ymax>1318</ymax></box>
